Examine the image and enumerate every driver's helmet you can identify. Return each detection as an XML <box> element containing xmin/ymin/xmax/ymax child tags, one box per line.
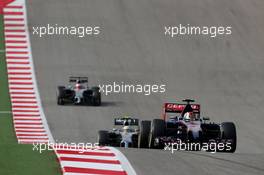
<box><xmin>75</xmin><ymin>83</ymin><xmax>84</xmax><ymax>90</ymax></box>
<box><xmin>184</xmin><ymin>112</ymin><xmax>195</xmax><ymax>121</ymax></box>
<box><xmin>123</xmin><ymin>125</ymin><xmax>130</xmax><ymax>133</ymax></box>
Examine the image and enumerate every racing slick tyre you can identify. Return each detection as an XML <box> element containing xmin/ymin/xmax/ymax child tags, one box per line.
<box><xmin>149</xmin><ymin>119</ymin><xmax>165</xmax><ymax>149</ymax></box>
<box><xmin>91</xmin><ymin>87</ymin><xmax>101</xmax><ymax>106</ymax></box>
<box><xmin>57</xmin><ymin>97</ymin><xmax>64</xmax><ymax>105</ymax></box>
<box><xmin>138</xmin><ymin>120</ymin><xmax>151</xmax><ymax>148</ymax></box>
<box><xmin>98</xmin><ymin>130</ymin><xmax>109</xmax><ymax>146</ymax></box>
<box><xmin>92</xmin><ymin>92</ymin><xmax>101</xmax><ymax>106</ymax></box>
<box><xmin>220</xmin><ymin>122</ymin><xmax>237</xmax><ymax>153</ymax></box>
<box><xmin>58</xmin><ymin>86</ymin><xmax>65</xmax><ymax>95</ymax></box>
<box><xmin>57</xmin><ymin>86</ymin><xmax>65</xmax><ymax>105</ymax></box>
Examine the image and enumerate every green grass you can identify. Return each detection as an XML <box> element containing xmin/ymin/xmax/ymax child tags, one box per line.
<box><xmin>0</xmin><ymin>15</ymin><xmax>61</xmax><ymax>175</ymax></box>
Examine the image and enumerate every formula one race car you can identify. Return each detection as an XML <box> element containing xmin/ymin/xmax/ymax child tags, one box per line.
<box><xmin>149</xmin><ymin>99</ymin><xmax>237</xmax><ymax>152</ymax></box>
<box><xmin>98</xmin><ymin>116</ymin><xmax>151</xmax><ymax>148</ymax></box>
<box><xmin>57</xmin><ymin>76</ymin><xmax>101</xmax><ymax>106</ymax></box>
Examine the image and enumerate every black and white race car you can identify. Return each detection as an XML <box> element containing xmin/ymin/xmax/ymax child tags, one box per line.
<box><xmin>148</xmin><ymin>99</ymin><xmax>237</xmax><ymax>152</ymax></box>
<box><xmin>57</xmin><ymin>76</ymin><xmax>101</xmax><ymax>106</ymax></box>
<box><xmin>98</xmin><ymin>117</ymin><xmax>151</xmax><ymax>148</ymax></box>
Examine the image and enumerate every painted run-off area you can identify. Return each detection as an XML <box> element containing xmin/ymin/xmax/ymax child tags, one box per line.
<box><xmin>0</xmin><ymin>13</ymin><xmax>61</xmax><ymax>175</ymax></box>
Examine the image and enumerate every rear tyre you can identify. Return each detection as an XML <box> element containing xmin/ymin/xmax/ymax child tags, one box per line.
<box><xmin>92</xmin><ymin>92</ymin><xmax>101</xmax><ymax>106</ymax></box>
<box><xmin>91</xmin><ymin>87</ymin><xmax>101</xmax><ymax>106</ymax></box>
<box><xmin>149</xmin><ymin>119</ymin><xmax>165</xmax><ymax>148</ymax></box>
<box><xmin>57</xmin><ymin>86</ymin><xmax>65</xmax><ymax>105</ymax></box>
<box><xmin>98</xmin><ymin>130</ymin><xmax>109</xmax><ymax>146</ymax></box>
<box><xmin>57</xmin><ymin>97</ymin><xmax>64</xmax><ymax>105</ymax></box>
<box><xmin>138</xmin><ymin>120</ymin><xmax>151</xmax><ymax>148</ymax></box>
<box><xmin>221</xmin><ymin>122</ymin><xmax>237</xmax><ymax>153</ymax></box>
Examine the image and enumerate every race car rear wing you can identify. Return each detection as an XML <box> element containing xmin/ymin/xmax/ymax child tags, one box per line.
<box><xmin>162</xmin><ymin>102</ymin><xmax>200</xmax><ymax>120</ymax></box>
<box><xmin>164</xmin><ymin>103</ymin><xmax>200</xmax><ymax>113</ymax></box>
<box><xmin>69</xmin><ymin>76</ymin><xmax>88</xmax><ymax>83</ymax></box>
<box><xmin>114</xmin><ymin>117</ymin><xmax>139</xmax><ymax>126</ymax></box>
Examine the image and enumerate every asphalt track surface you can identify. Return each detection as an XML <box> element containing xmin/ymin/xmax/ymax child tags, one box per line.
<box><xmin>27</xmin><ymin>0</ymin><xmax>264</xmax><ymax>174</ymax></box>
